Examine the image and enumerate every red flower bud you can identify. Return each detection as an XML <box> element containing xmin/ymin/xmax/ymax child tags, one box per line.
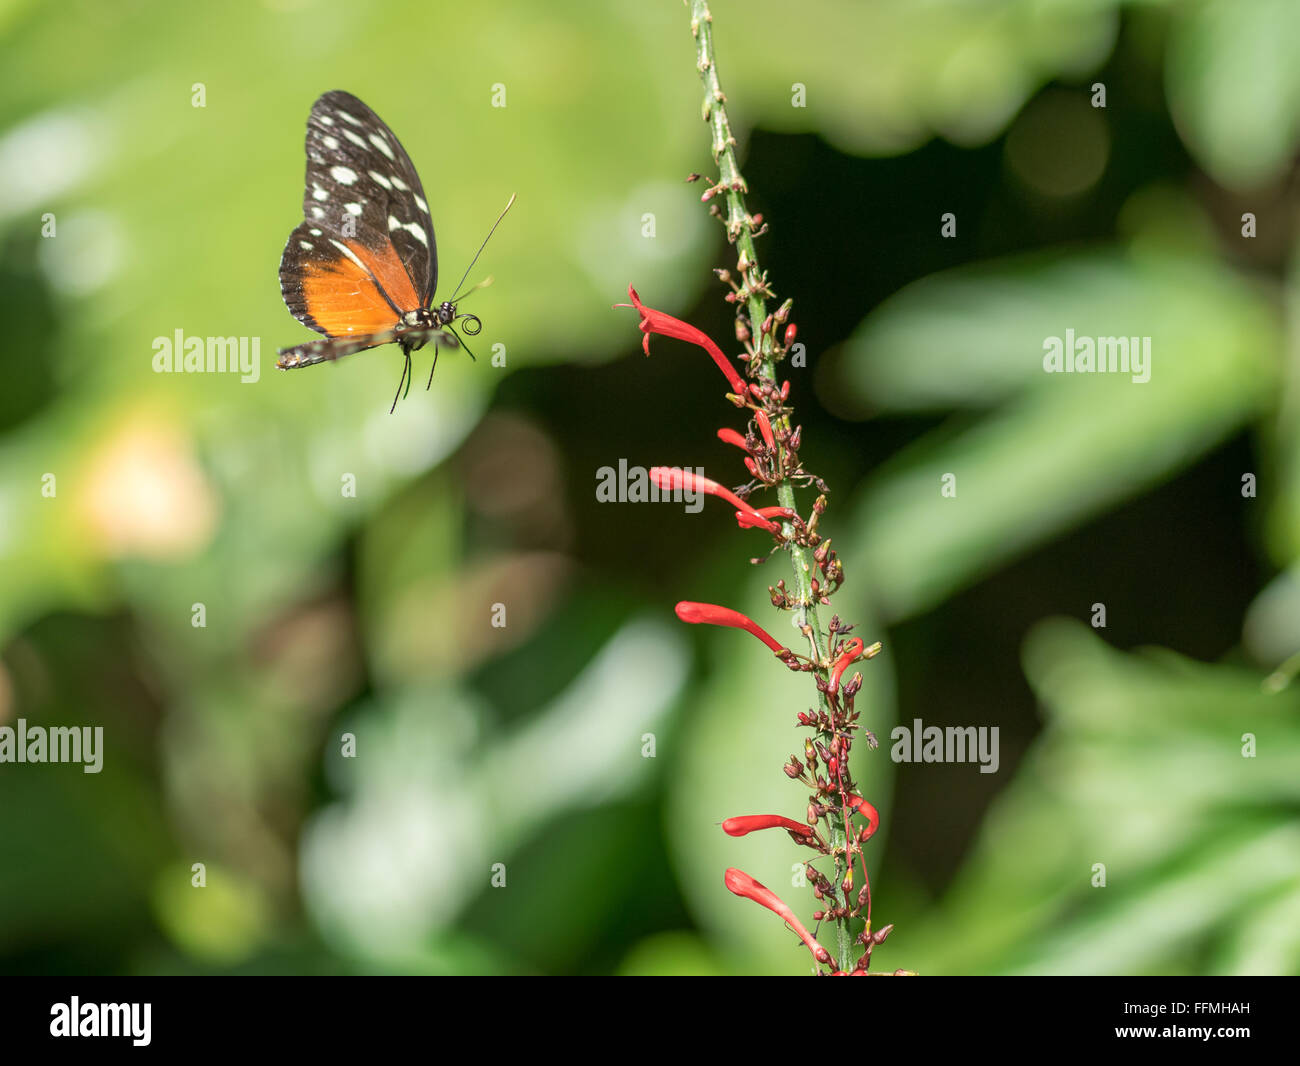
<box><xmin>722</xmin><ymin>814</ymin><xmax>814</xmax><ymax>838</ymax></box>
<box><xmin>675</xmin><ymin>601</ymin><xmax>787</xmax><ymax>654</ymax></box>
<box><xmin>716</xmin><ymin>427</ymin><xmax>751</xmax><ymax>452</ymax></box>
<box><xmin>724</xmin><ymin>868</ymin><xmax>836</xmax><ymax>969</ymax></box>
<box><xmin>754</xmin><ymin>410</ymin><xmax>776</xmax><ymax>450</ymax></box>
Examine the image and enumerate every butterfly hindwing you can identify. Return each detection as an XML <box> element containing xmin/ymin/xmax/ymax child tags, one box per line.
<box><xmin>277</xmin><ymin>324</ymin><xmax>457</xmax><ymax>371</ymax></box>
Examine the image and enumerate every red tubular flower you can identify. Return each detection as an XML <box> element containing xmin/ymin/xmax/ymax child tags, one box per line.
<box><xmin>675</xmin><ymin>601</ymin><xmax>787</xmax><ymax>654</ymax></box>
<box><xmin>722</xmin><ymin>814</ymin><xmax>814</xmax><ymax>838</ymax></box>
<box><xmin>650</xmin><ymin>467</ymin><xmax>773</xmax><ymax>528</ymax></box>
<box><xmin>619</xmin><ymin>285</ymin><xmax>746</xmax><ymax>393</ymax></box>
<box><xmin>734</xmin><ymin>510</ymin><xmax>780</xmax><ymax>533</ymax></box>
<box><xmin>755</xmin><ymin>506</ymin><xmax>794</xmax><ymax>519</ymax></box>
<box><xmin>847</xmin><ymin>794</ymin><xmax>880</xmax><ymax>842</ymax></box>
<box><xmin>754</xmin><ymin>410</ymin><xmax>776</xmax><ymax>450</ymax></box>
<box><xmin>716</xmin><ymin>427</ymin><xmax>750</xmax><ymax>451</ymax></box>
<box><xmin>828</xmin><ymin>637</ymin><xmax>865</xmax><ymax>692</ymax></box>
<box><xmin>724</xmin><ymin>868</ymin><xmax>835</xmax><ymax>969</ymax></box>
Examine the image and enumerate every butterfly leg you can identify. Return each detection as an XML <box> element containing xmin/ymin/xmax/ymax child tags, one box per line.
<box><xmin>390</xmin><ymin>348</ymin><xmax>412</xmax><ymax>414</ymax></box>
<box><xmin>449</xmin><ymin>326</ymin><xmax>477</xmax><ymax>363</ymax></box>
<box><xmin>425</xmin><ymin>336</ymin><xmax>442</xmax><ymax>391</ymax></box>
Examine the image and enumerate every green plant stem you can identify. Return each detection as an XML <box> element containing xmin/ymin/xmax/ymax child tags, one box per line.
<box><xmin>689</xmin><ymin>0</ymin><xmax>850</xmax><ymax>973</ymax></box>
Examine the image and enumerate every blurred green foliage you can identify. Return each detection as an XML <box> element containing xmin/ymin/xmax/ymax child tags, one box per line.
<box><xmin>1</xmin><ymin>0</ymin><xmax>1297</xmax><ymax>976</ymax></box>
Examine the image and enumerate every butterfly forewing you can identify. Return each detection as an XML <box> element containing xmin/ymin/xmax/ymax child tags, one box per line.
<box><xmin>278</xmin><ymin>90</ymin><xmax>438</xmax><ymax>347</ymax></box>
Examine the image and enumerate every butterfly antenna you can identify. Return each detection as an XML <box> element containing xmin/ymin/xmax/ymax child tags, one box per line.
<box><xmin>452</xmin><ymin>275</ymin><xmax>494</xmax><ymax>304</ymax></box>
<box><xmin>451</xmin><ymin>193</ymin><xmax>516</xmax><ymax>301</ymax></box>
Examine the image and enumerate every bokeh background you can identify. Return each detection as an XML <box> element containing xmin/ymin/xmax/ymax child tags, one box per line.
<box><xmin>2</xmin><ymin>0</ymin><xmax>1298</xmax><ymax>976</ymax></box>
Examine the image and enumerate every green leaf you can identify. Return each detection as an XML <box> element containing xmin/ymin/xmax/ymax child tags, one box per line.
<box><xmin>838</xmin><ymin>248</ymin><xmax>1278</xmax><ymax>620</ymax></box>
<box><xmin>1166</xmin><ymin>0</ymin><xmax>1300</xmax><ymax>190</ymax></box>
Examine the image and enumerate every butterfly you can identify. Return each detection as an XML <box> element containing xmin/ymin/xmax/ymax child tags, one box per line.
<box><xmin>276</xmin><ymin>90</ymin><xmax>511</xmax><ymax>411</ymax></box>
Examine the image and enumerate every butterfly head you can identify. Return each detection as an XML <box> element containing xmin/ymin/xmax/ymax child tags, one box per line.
<box><xmin>431</xmin><ymin>299</ymin><xmax>479</xmax><ymax>337</ymax></box>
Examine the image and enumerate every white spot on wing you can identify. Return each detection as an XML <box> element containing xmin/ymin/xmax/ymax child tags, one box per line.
<box><xmin>330</xmin><ymin>165</ymin><xmax>358</xmax><ymax>185</ymax></box>
<box><xmin>310</xmin><ymin>206</ymin><xmax>325</xmax><ymax>219</ymax></box>
<box><xmin>318</xmin><ymin>114</ymin><xmax>334</xmax><ymax>126</ymax></box>
<box><xmin>344</xmin><ymin>202</ymin><xmax>362</xmax><ymax>216</ymax></box>
<box><xmin>413</xmin><ymin>194</ymin><xmax>428</xmax><ymax>214</ymax></box>
<box><xmin>388</xmin><ymin>215</ymin><xmax>402</xmax><ymax>230</ymax></box>
<box><xmin>402</xmin><ymin>221</ymin><xmax>428</xmax><ymax>246</ymax></box>
<box><xmin>329</xmin><ymin>239</ymin><xmax>370</xmax><ymax>276</ymax></box>
<box><xmin>312</xmin><ymin>184</ymin><xmax>329</xmax><ymax>201</ymax></box>
<box><xmin>390</xmin><ymin>176</ymin><xmax>408</xmax><ymax>191</ymax></box>
<box><xmin>368</xmin><ymin>133</ymin><xmax>395</xmax><ymax>160</ymax></box>
<box><xmin>322</xmin><ymin>135</ymin><xmax>339</xmax><ymax>150</ymax></box>
<box><xmin>299</xmin><ymin>240</ymin><xmax>313</xmax><ymax>249</ymax></box>
<box><xmin>339</xmin><ymin>111</ymin><xmax>363</xmax><ymax>126</ymax></box>
<box><xmin>369</xmin><ymin>170</ymin><xmax>392</xmax><ymax>190</ymax></box>
<box><xmin>343</xmin><ymin>129</ymin><xmax>366</xmax><ymax>149</ymax></box>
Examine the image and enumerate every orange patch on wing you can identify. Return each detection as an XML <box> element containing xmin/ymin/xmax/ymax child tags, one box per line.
<box><xmin>299</xmin><ymin>239</ymin><xmax>421</xmax><ymax>338</ymax></box>
<box><xmin>346</xmin><ymin>238</ymin><xmax>421</xmax><ymax>311</ymax></box>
